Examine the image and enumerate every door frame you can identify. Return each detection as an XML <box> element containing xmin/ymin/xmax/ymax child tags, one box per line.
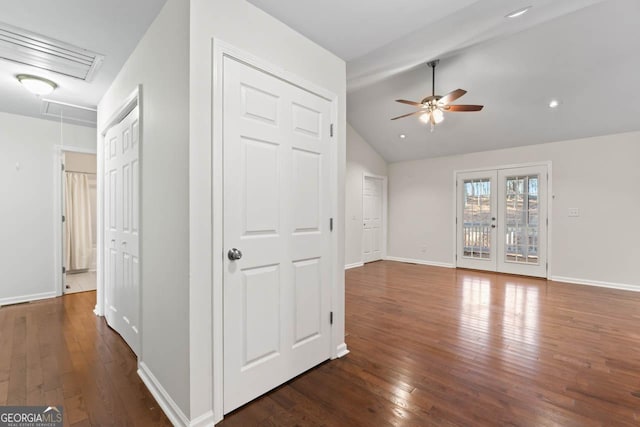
<box><xmin>53</xmin><ymin>145</ymin><xmax>97</xmax><ymax>297</ymax></box>
<box><xmin>96</xmin><ymin>86</ymin><xmax>142</xmax><ymax>332</ymax></box>
<box><xmin>207</xmin><ymin>39</ymin><xmax>343</xmax><ymax>422</ymax></box>
<box><xmin>452</xmin><ymin>161</ymin><xmax>553</xmax><ymax>278</ymax></box>
<box><xmin>362</xmin><ymin>173</ymin><xmax>388</xmax><ymax>262</ymax></box>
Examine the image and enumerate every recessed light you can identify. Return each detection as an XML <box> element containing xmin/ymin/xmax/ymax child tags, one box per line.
<box><xmin>16</xmin><ymin>74</ymin><xmax>58</xmax><ymax>96</ymax></box>
<box><xmin>549</xmin><ymin>99</ymin><xmax>560</xmax><ymax>108</ymax></box>
<box><xmin>399</xmin><ymin>134</ymin><xmax>406</xmax><ymax>139</ymax></box>
<box><xmin>506</xmin><ymin>6</ymin><xmax>532</xmax><ymax>18</ymax></box>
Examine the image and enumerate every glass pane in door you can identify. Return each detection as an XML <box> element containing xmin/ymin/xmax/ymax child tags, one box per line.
<box><xmin>462</xmin><ymin>179</ymin><xmax>492</xmax><ymax>259</ymax></box>
<box><xmin>504</xmin><ymin>175</ymin><xmax>539</xmax><ymax>264</ymax></box>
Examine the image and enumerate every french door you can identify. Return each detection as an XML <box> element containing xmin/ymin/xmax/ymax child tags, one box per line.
<box><xmin>456</xmin><ymin>165</ymin><xmax>548</xmax><ymax>278</ymax></box>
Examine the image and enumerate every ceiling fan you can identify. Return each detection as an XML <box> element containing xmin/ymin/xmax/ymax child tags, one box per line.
<box><xmin>391</xmin><ymin>59</ymin><xmax>483</xmax><ymax>131</ymax></box>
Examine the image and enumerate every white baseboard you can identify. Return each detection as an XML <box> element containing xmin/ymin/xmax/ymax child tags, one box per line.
<box><xmin>335</xmin><ymin>342</ymin><xmax>349</xmax><ymax>358</ymax></box>
<box><xmin>0</xmin><ymin>291</ymin><xmax>57</xmax><ymax>307</ymax></box>
<box><xmin>344</xmin><ymin>262</ymin><xmax>364</xmax><ymax>270</ymax></box>
<box><xmin>550</xmin><ymin>276</ymin><xmax>640</xmax><ymax>292</ymax></box>
<box><xmin>189</xmin><ymin>410</ymin><xmax>215</xmax><ymax>427</ymax></box>
<box><xmin>138</xmin><ymin>361</ymin><xmax>190</xmax><ymax>427</ymax></box>
<box><xmin>384</xmin><ymin>256</ymin><xmax>454</xmax><ymax>269</ymax></box>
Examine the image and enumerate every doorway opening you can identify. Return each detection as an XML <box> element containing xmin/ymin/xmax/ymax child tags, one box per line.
<box><xmin>62</xmin><ymin>151</ymin><xmax>98</xmax><ymax>294</ymax></box>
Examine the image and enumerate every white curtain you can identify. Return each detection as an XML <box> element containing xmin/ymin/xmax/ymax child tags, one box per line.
<box><xmin>65</xmin><ymin>172</ymin><xmax>94</xmax><ymax>271</ymax></box>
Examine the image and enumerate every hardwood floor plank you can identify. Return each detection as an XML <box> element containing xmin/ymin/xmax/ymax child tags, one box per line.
<box><xmin>218</xmin><ymin>261</ymin><xmax>640</xmax><ymax>426</ymax></box>
<box><xmin>7</xmin><ymin>314</ymin><xmax>27</xmax><ymax>405</ymax></box>
<box><xmin>0</xmin><ymin>293</ymin><xmax>169</xmax><ymax>426</ymax></box>
<box><xmin>2</xmin><ymin>261</ymin><xmax>638</xmax><ymax>426</ymax></box>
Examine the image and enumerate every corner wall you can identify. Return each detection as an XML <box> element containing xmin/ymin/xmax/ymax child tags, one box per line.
<box><xmin>96</xmin><ymin>0</ymin><xmax>191</xmax><ymax>419</ymax></box>
<box><xmin>0</xmin><ymin>112</ymin><xmax>95</xmax><ymax>305</ymax></box>
<box><xmin>345</xmin><ymin>124</ymin><xmax>388</xmax><ymax>268</ymax></box>
<box><xmin>388</xmin><ymin>131</ymin><xmax>640</xmax><ymax>288</ymax></box>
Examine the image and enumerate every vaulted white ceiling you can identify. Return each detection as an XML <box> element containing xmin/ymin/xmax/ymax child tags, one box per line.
<box><xmin>0</xmin><ymin>0</ymin><xmax>167</xmax><ymax>127</ymax></box>
<box><xmin>249</xmin><ymin>0</ymin><xmax>640</xmax><ymax>162</ymax></box>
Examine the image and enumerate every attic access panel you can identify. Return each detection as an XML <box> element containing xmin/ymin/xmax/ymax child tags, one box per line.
<box><xmin>42</xmin><ymin>99</ymin><xmax>97</xmax><ymax>126</ymax></box>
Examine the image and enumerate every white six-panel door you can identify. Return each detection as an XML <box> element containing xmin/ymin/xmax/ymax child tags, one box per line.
<box><xmin>456</xmin><ymin>165</ymin><xmax>548</xmax><ymax>278</ymax></box>
<box><xmin>104</xmin><ymin>106</ymin><xmax>140</xmax><ymax>355</ymax></box>
<box><xmin>362</xmin><ymin>176</ymin><xmax>383</xmax><ymax>263</ymax></box>
<box><xmin>223</xmin><ymin>57</ymin><xmax>333</xmax><ymax>413</ymax></box>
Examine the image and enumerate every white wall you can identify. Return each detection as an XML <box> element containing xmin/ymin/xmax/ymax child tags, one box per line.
<box><xmin>96</xmin><ymin>0</ymin><xmax>191</xmax><ymax>419</ymax></box>
<box><xmin>388</xmin><ymin>131</ymin><xmax>640</xmax><ymax>288</ymax></box>
<box><xmin>345</xmin><ymin>123</ymin><xmax>387</xmax><ymax>267</ymax></box>
<box><xmin>189</xmin><ymin>0</ymin><xmax>347</xmax><ymax>422</ymax></box>
<box><xmin>0</xmin><ymin>112</ymin><xmax>95</xmax><ymax>305</ymax></box>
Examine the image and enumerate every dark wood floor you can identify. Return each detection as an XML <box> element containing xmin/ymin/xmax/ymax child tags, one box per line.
<box><xmin>0</xmin><ymin>290</ymin><xmax>170</xmax><ymax>426</ymax></box>
<box><xmin>221</xmin><ymin>261</ymin><xmax>640</xmax><ymax>426</ymax></box>
<box><xmin>3</xmin><ymin>262</ymin><xmax>640</xmax><ymax>426</ymax></box>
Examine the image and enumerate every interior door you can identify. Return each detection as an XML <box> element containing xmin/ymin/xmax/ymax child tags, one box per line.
<box><xmin>104</xmin><ymin>106</ymin><xmax>140</xmax><ymax>355</ymax></box>
<box><xmin>456</xmin><ymin>165</ymin><xmax>548</xmax><ymax>278</ymax></box>
<box><xmin>456</xmin><ymin>170</ymin><xmax>498</xmax><ymax>271</ymax></box>
<box><xmin>363</xmin><ymin>175</ymin><xmax>383</xmax><ymax>263</ymax></box>
<box><xmin>223</xmin><ymin>56</ymin><xmax>333</xmax><ymax>413</ymax></box>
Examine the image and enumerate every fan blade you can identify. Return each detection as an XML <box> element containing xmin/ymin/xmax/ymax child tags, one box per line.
<box><xmin>446</xmin><ymin>104</ymin><xmax>484</xmax><ymax>112</ymax></box>
<box><xmin>390</xmin><ymin>110</ymin><xmax>424</xmax><ymax>120</ymax></box>
<box><xmin>395</xmin><ymin>99</ymin><xmax>423</xmax><ymax>107</ymax></box>
<box><xmin>439</xmin><ymin>89</ymin><xmax>467</xmax><ymax>105</ymax></box>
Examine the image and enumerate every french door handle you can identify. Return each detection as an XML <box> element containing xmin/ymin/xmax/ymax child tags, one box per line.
<box><xmin>228</xmin><ymin>248</ymin><xmax>243</xmax><ymax>261</ymax></box>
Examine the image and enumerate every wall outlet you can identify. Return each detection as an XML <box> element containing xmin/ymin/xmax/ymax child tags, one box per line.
<box><xmin>568</xmin><ymin>208</ymin><xmax>580</xmax><ymax>217</ymax></box>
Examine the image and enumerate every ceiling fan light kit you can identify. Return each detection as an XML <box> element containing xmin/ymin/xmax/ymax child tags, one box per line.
<box><xmin>391</xmin><ymin>59</ymin><xmax>483</xmax><ymax>132</ymax></box>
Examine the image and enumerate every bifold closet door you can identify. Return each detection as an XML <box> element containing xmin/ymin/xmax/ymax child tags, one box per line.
<box><xmin>104</xmin><ymin>106</ymin><xmax>140</xmax><ymax>355</ymax></box>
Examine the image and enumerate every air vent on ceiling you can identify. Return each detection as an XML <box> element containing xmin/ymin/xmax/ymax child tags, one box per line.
<box><xmin>41</xmin><ymin>99</ymin><xmax>97</xmax><ymax>127</ymax></box>
<box><xmin>0</xmin><ymin>21</ymin><xmax>104</xmax><ymax>81</ymax></box>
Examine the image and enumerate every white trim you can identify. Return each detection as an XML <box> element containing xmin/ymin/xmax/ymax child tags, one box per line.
<box><xmin>454</xmin><ymin>161</ymin><xmax>553</xmax><ymax>175</ymax></box>
<box><xmin>99</xmin><ymin>87</ymin><xmax>141</xmax><ymax>136</ymax></box>
<box><xmin>334</xmin><ymin>343</ymin><xmax>350</xmax><ymax>358</ymax></box>
<box><xmin>550</xmin><ymin>276</ymin><xmax>640</xmax><ymax>292</ymax></box>
<box><xmin>0</xmin><ymin>291</ymin><xmax>57</xmax><ymax>307</ymax></box>
<box><xmin>345</xmin><ymin>262</ymin><xmax>364</xmax><ymax>270</ymax></box>
<box><xmin>138</xmin><ymin>362</ymin><xmax>190</xmax><ymax>427</ymax></box>
<box><xmin>209</xmin><ymin>39</ymin><xmax>343</xmax><ymax>421</ymax></box>
<box><xmin>53</xmin><ymin>145</ymin><xmax>97</xmax><ymax>299</ymax></box>
<box><xmin>189</xmin><ymin>411</ymin><xmax>215</xmax><ymax>427</ymax></box>
<box><xmin>385</xmin><ymin>256</ymin><xmax>455</xmax><ymax>269</ymax></box>
<box><xmin>362</xmin><ymin>173</ymin><xmax>388</xmax><ymax>263</ymax></box>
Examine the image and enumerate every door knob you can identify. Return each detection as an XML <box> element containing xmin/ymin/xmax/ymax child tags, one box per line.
<box><xmin>491</xmin><ymin>225</ymin><xmax>496</xmax><ymax>228</ymax></box>
<box><xmin>228</xmin><ymin>248</ymin><xmax>243</xmax><ymax>261</ymax></box>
